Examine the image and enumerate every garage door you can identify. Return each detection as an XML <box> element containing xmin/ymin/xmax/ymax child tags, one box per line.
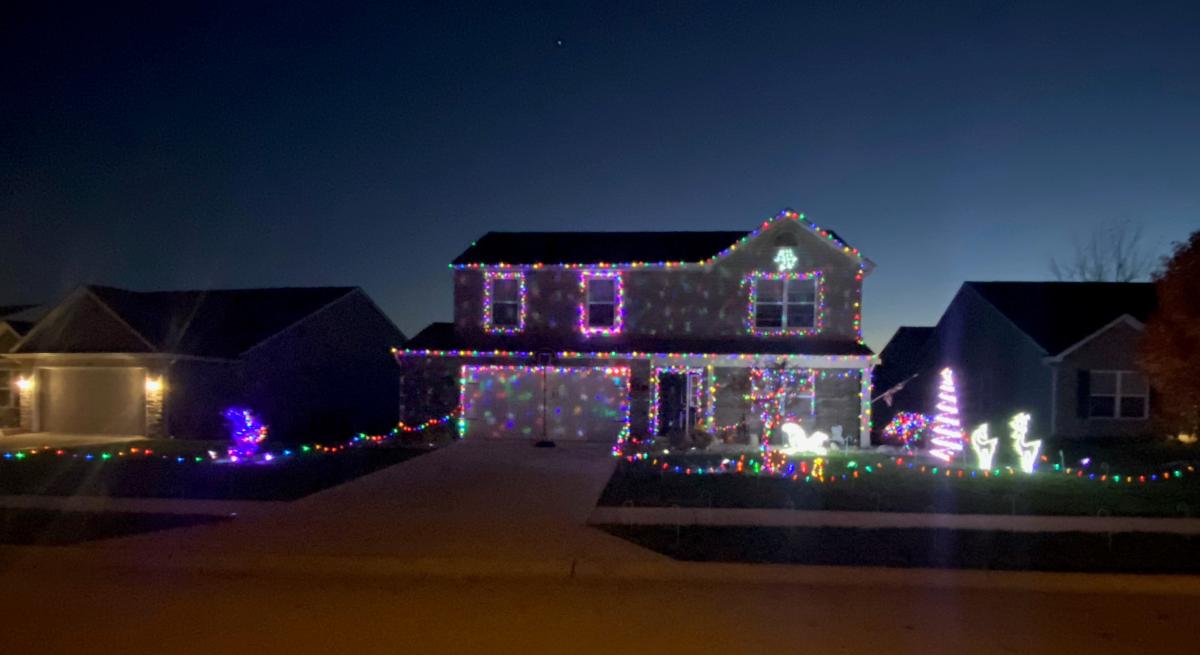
<box><xmin>460</xmin><ymin>366</ymin><xmax>630</xmax><ymax>441</ymax></box>
<box><xmin>38</xmin><ymin>367</ymin><xmax>146</xmax><ymax>435</ymax></box>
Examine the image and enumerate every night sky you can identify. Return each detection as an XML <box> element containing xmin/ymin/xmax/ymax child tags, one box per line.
<box><xmin>3</xmin><ymin>1</ymin><xmax>1198</xmax><ymax>349</ymax></box>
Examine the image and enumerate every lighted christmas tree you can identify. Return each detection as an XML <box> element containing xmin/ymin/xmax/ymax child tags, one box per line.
<box><xmin>929</xmin><ymin>367</ymin><xmax>965</xmax><ymax>462</ymax></box>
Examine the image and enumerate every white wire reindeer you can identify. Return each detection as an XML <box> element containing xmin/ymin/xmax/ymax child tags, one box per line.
<box><xmin>970</xmin><ymin>423</ymin><xmax>999</xmax><ymax>470</ymax></box>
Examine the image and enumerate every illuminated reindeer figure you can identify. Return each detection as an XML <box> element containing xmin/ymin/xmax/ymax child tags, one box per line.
<box><xmin>968</xmin><ymin>411</ymin><xmax>1040</xmax><ymax>473</ymax></box>
<box><xmin>1010</xmin><ymin>412</ymin><xmax>1041</xmax><ymax>473</ymax></box>
<box><xmin>969</xmin><ymin>423</ymin><xmax>999</xmax><ymax>470</ymax></box>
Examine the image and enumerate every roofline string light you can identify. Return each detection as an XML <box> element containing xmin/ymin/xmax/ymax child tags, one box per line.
<box><xmin>449</xmin><ymin>210</ymin><xmax>871</xmax><ymax>271</ymax></box>
<box><xmin>394</xmin><ymin>347</ymin><xmax>875</xmax><ymax>366</ymax></box>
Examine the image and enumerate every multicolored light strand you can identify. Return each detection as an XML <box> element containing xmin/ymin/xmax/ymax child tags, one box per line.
<box><xmin>482</xmin><ymin>270</ymin><xmax>527</xmax><ymax>334</ymax></box>
<box><xmin>578</xmin><ymin>270</ymin><xmax>625</xmax><ymax>336</ymax></box>
<box><xmin>742</xmin><ymin>270</ymin><xmax>824</xmax><ymax>336</ymax></box>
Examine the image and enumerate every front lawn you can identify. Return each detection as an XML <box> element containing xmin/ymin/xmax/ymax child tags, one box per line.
<box><xmin>0</xmin><ymin>445</ymin><xmax>430</xmax><ymax>500</ymax></box>
<box><xmin>601</xmin><ymin>453</ymin><xmax>1200</xmax><ymax>517</ymax></box>
<box><xmin>0</xmin><ymin>509</ymin><xmax>229</xmax><ymax>545</ymax></box>
<box><xmin>600</xmin><ymin>524</ymin><xmax>1200</xmax><ymax>573</ymax></box>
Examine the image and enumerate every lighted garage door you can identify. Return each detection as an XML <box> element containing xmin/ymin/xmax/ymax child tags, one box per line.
<box><xmin>37</xmin><ymin>367</ymin><xmax>146</xmax><ymax>435</ymax></box>
<box><xmin>460</xmin><ymin>366</ymin><xmax>630</xmax><ymax>441</ymax></box>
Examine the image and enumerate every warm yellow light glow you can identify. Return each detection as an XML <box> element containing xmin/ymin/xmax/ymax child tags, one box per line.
<box><xmin>145</xmin><ymin>377</ymin><xmax>163</xmax><ymax>393</ymax></box>
<box><xmin>16</xmin><ymin>377</ymin><xmax>33</xmax><ymax>392</ymax></box>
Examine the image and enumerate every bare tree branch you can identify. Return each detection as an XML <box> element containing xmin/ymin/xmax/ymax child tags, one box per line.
<box><xmin>1049</xmin><ymin>219</ymin><xmax>1154</xmax><ymax>282</ymax></box>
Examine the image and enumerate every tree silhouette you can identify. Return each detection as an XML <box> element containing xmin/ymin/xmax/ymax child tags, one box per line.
<box><xmin>1139</xmin><ymin>230</ymin><xmax>1200</xmax><ymax>436</ymax></box>
<box><xmin>1050</xmin><ymin>219</ymin><xmax>1154</xmax><ymax>282</ymax></box>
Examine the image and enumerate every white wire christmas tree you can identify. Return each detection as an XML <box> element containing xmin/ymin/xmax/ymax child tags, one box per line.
<box><xmin>929</xmin><ymin>367</ymin><xmax>965</xmax><ymax>462</ymax></box>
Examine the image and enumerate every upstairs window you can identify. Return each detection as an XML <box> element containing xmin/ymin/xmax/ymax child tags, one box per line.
<box><xmin>579</xmin><ymin>272</ymin><xmax>623</xmax><ymax>335</ymax></box>
<box><xmin>483</xmin><ymin>271</ymin><xmax>525</xmax><ymax>333</ymax></box>
<box><xmin>1087</xmin><ymin>370</ymin><xmax>1149</xmax><ymax>419</ymax></box>
<box><xmin>747</xmin><ymin>272</ymin><xmax>822</xmax><ymax>335</ymax></box>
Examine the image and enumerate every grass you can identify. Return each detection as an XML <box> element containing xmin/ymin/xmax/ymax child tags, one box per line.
<box><xmin>0</xmin><ymin>509</ymin><xmax>229</xmax><ymax>545</ymax></box>
<box><xmin>601</xmin><ymin>453</ymin><xmax>1200</xmax><ymax>517</ymax></box>
<box><xmin>600</xmin><ymin>524</ymin><xmax>1200</xmax><ymax>573</ymax></box>
<box><xmin>0</xmin><ymin>444</ymin><xmax>430</xmax><ymax>500</ymax></box>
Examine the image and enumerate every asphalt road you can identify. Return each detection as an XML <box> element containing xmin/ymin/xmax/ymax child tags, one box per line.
<box><xmin>1</xmin><ymin>562</ymin><xmax>1194</xmax><ymax>654</ymax></box>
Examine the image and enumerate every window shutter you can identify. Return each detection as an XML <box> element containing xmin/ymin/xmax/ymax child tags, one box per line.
<box><xmin>1076</xmin><ymin>370</ymin><xmax>1090</xmax><ymax>419</ymax></box>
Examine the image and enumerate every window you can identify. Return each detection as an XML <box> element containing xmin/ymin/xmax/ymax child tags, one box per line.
<box><xmin>483</xmin><ymin>271</ymin><xmax>525</xmax><ymax>333</ymax></box>
<box><xmin>748</xmin><ymin>272</ymin><xmax>821</xmax><ymax>335</ymax></box>
<box><xmin>1088</xmin><ymin>370</ymin><xmax>1149</xmax><ymax>419</ymax></box>
<box><xmin>579</xmin><ymin>272</ymin><xmax>623</xmax><ymax>335</ymax></box>
<box><xmin>0</xmin><ymin>370</ymin><xmax>12</xmax><ymax>408</ymax></box>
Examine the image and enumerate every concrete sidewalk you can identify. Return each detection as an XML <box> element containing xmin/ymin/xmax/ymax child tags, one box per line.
<box><xmin>90</xmin><ymin>439</ymin><xmax>663</xmax><ymax>564</ymax></box>
<box><xmin>590</xmin><ymin>506</ymin><xmax>1200</xmax><ymax>534</ymax></box>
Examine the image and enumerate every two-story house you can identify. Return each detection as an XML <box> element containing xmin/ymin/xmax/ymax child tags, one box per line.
<box><xmin>397</xmin><ymin>209</ymin><xmax>876</xmax><ymax>448</ymax></box>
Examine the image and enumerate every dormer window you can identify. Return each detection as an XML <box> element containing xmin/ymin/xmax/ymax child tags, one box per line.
<box><xmin>483</xmin><ymin>271</ymin><xmax>525</xmax><ymax>333</ymax></box>
<box><xmin>579</xmin><ymin>271</ymin><xmax>624</xmax><ymax>335</ymax></box>
<box><xmin>746</xmin><ymin>271</ymin><xmax>822</xmax><ymax>335</ymax></box>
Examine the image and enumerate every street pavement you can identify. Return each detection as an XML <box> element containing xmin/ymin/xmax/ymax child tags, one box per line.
<box><xmin>0</xmin><ymin>558</ymin><xmax>1195</xmax><ymax>654</ymax></box>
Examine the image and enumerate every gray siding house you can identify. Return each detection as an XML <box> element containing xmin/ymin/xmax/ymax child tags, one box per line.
<box><xmin>1</xmin><ymin>285</ymin><xmax>405</xmax><ymax>441</ymax></box>
<box><xmin>874</xmin><ymin>282</ymin><xmax>1158</xmax><ymax>441</ymax></box>
<box><xmin>399</xmin><ymin>209</ymin><xmax>877</xmax><ymax>447</ymax></box>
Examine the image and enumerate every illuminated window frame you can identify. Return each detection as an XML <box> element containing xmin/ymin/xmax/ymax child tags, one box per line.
<box><xmin>745</xmin><ymin>271</ymin><xmax>823</xmax><ymax>336</ymax></box>
<box><xmin>482</xmin><ymin>271</ymin><xmax>526</xmax><ymax>334</ymax></box>
<box><xmin>578</xmin><ymin>271</ymin><xmax>624</xmax><ymax>336</ymax></box>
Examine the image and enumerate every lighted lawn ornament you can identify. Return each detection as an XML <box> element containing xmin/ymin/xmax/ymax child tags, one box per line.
<box><xmin>929</xmin><ymin>367</ymin><xmax>965</xmax><ymax>462</ymax></box>
<box><xmin>224</xmin><ymin>407</ymin><xmax>268</xmax><ymax>461</ymax></box>
<box><xmin>1010</xmin><ymin>412</ymin><xmax>1040</xmax><ymax>473</ymax></box>
<box><xmin>969</xmin><ymin>423</ymin><xmax>999</xmax><ymax>470</ymax></box>
<box><xmin>882</xmin><ymin>412</ymin><xmax>931</xmax><ymax>452</ymax></box>
<box><xmin>779</xmin><ymin>421</ymin><xmax>829</xmax><ymax>455</ymax></box>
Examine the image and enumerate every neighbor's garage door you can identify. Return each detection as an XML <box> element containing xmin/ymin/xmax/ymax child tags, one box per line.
<box><xmin>37</xmin><ymin>367</ymin><xmax>146</xmax><ymax>435</ymax></box>
<box><xmin>460</xmin><ymin>366</ymin><xmax>629</xmax><ymax>441</ymax></box>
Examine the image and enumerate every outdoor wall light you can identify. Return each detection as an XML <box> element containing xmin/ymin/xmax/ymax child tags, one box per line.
<box><xmin>15</xmin><ymin>377</ymin><xmax>33</xmax><ymax>392</ymax></box>
<box><xmin>145</xmin><ymin>377</ymin><xmax>163</xmax><ymax>393</ymax></box>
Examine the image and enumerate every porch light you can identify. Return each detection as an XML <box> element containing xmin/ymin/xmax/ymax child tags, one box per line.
<box><xmin>15</xmin><ymin>377</ymin><xmax>33</xmax><ymax>392</ymax></box>
<box><xmin>145</xmin><ymin>377</ymin><xmax>164</xmax><ymax>393</ymax></box>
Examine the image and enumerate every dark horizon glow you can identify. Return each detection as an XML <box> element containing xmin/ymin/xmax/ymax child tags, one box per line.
<box><xmin>3</xmin><ymin>2</ymin><xmax>1198</xmax><ymax>349</ymax></box>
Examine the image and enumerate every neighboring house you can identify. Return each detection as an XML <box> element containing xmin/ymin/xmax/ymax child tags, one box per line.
<box><xmin>1</xmin><ymin>285</ymin><xmax>405</xmax><ymax>440</ymax></box>
<box><xmin>1</xmin><ymin>304</ymin><xmax>42</xmax><ymax>431</ymax></box>
<box><xmin>874</xmin><ymin>282</ymin><xmax>1158</xmax><ymax>441</ymax></box>
<box><xmin>398</xmin><ymin>209</ymin><xmax>876</xmax><ymax>447</ymax></box>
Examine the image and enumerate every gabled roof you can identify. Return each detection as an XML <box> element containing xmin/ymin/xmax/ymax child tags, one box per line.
<box><xmin>16</xmin><ymin>285</ymin><xmax>358</xmax><ymax>358</ymax></box>
<box><xmin>451</xmin><ymin>209</ymin><xmax>869</xmax><ymax>269</ymax></box>
<box><xmin>402</xmin><ymin>322</ymin><xmax>874</xmax><ymax>357</ymax></box>
<box><xmin>965</xmin><ymin>281</ymin><xmax>1156</xmax><ymax>355</ymax></box>
<box><xmin>452</xmin><ymin>231</ymin><xmax>749</xmax><ymax>267</ymax></box>
<box><xmin>874</xmin><ymin>326</ymin><xmax>934</xmax><ymax>391</ymax></box>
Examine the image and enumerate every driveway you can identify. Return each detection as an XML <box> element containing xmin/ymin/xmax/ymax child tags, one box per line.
<box><xmin>95</xmin><ymin>439</ymin><xmax>662</xmax><ymax>565</ymax></box>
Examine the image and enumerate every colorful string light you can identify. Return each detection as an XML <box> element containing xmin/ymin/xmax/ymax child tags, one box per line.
<box><xmin>482</xmin><ymin>270</ymin><xmax>527</xmax><ymax>334</ymax></box>
<box><xmin>882</xmin><ymin>411</ymin><xmax>931</xmax><ymax>452</ymax></box>
<box><xmin>578</xmin><ymin>270</ymin><xmax>625</xmax><ymax>336</ymax></box>
<box><xmin>742</xmin><ymin>270</ymin><xmax>824</xmax><ymax>336</ymax></box>
<box><xmin>223</xmin><ymin>407</ymin><xmax>268</xmax><ymax>461</ymax></box>
<box><xmin>449</xmin><ymin>210</ymin><xmax>872</xmax><ymax>271</ymax></box>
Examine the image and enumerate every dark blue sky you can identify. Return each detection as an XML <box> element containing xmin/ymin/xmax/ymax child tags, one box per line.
<box><xmin>3</xmin><ymin>1</ymin><xmax>1198</xmax><ymax>349</ymax></box>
